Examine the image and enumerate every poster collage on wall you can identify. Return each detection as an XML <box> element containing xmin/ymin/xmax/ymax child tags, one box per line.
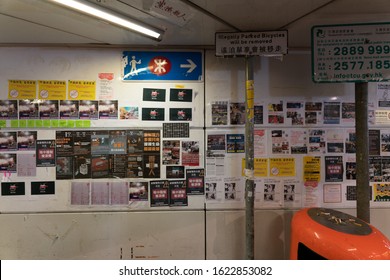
<box><xmin>205</xmin><ymin>83</ymin><xmax>390</xmax><ymax>208</ymax></box>
<box><xmin>0</xmin><ymin>78</ymin><xmax>203</xmax><ymax>209</ymax></box>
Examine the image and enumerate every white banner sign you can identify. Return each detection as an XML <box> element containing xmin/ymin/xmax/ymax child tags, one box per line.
<box><xmin>312</xmin><ymin>22</ymin><xmax>390</xmax><ymax>83</ymax></box>
<box><xmin>215</xmin><ymin>31</ymin><xmax>288</xmax><ymax>57</ymax></box>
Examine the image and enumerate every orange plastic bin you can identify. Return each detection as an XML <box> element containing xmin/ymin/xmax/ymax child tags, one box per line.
<box><xmin>290</xmin><ymin>207</ymin><xmax>390</xmax><ymax>259</ymax></box>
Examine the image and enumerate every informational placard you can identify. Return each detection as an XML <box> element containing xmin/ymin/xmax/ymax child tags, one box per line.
<box><xmin>312</xmin><ymin>22</ymin><xmax>390</xmax><ymax>83</ymax></box>
<box><xmin>122</xmin><ymin>51</ymin><xmax>202</xmax><ymax>81</ymax></box>
<box><xmin>215</xmin><ymin>31</ymin><xmax>288</xmax><ymax>57</ymax></box>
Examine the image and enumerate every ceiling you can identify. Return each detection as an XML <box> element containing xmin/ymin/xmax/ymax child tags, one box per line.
<box><xmin>1</xmin><ymin>0</ymin><xmax>390</xmax><ymax>49</ymax></box>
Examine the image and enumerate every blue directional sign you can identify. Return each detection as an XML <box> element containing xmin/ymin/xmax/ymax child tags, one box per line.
<box><xmin>122</xmin><ymin>51</ymin><xmax>203</xmax><ymax>81</ymax></box>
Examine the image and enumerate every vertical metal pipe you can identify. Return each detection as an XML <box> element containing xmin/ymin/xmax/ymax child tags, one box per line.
<box><xmin>245</xmin><ymin>56</ymin><xmax>255</xmax><ymax>259</ymax></box>
<box><xmin>355</xmin><ymin>82</ymin><xmax>370</xmax><ymax>223</ymax></box>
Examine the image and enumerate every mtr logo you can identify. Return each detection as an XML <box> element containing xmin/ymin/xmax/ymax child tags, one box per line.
<box><xmin>148</xmin><ymin>56</ymin><xmax>172</xmax><ymax>76</ymax></box>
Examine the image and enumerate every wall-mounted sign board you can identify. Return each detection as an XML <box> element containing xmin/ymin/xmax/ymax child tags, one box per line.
<box><xmin>215</xmin><ymin>30</ymin><xmax>288</xmax><ymax>57</ymax></box>
<box><xmin>312</xmin><ymin>22</ymin><xmax>390</xmax><ymax>83</ymax></box>
<box><xmin>122</xmin><ymin>51</ymin><xmax>203</xmax><ymax>81</ymax></box>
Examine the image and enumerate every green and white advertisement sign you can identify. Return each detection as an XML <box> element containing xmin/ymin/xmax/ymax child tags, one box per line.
<box><xmin>312</xmin><ymin>22</ymin><xmax>390</xmax><ymax>83</ymax></box>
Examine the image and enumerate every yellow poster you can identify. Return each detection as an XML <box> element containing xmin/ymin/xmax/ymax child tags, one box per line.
<box><xmin>269</xmin><ymin>157</ymin><xmax>295</xmax><ymax>177</ymax></box>
<box><xmin>68</xmin><ymin>80</ymin><xmax>96</xmax><ymax>100</ymax></box>
<box><xmin>373</xmin><ymin>183</ymin><xmax>390</xmax><ymax>202</ymax></box>
<box><xmin>242</xmin><ymin>158</ymin><xmax>268</xmax><ymax>177</ymax></box>
<box><xmin>8</xmin><ymin>80</ymin><xmax>36</xmax><ymax>99</ymax></box>
<box><xmin>38</xmin><ymin>80</ymin><xmax>66</xmax><ymax>100</ymax></box>
<box><xmin>303</xmin><ymin>156</ymin><xmax>321</xmax><ymax>187</ymax></box>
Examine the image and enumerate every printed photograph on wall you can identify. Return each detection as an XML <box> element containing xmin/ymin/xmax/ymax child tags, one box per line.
<box><xmin>226</xmin><ymin>134</ymin><xmax>245</xmax><ymax>153</ymax></box>
<box><xmin>39</xmin><ymin>100</ymin><xmax>59</xmax><ymax>119</ymax></box>
<box><xmin>18</xmin><ymin>99</ymin><xmax>38</xmax><ymax>119</ymax></box>
<box><xmin>119</xmin><ymin>106</ymin><xmax>139</xmax><ymax>120</ymax></box>
<box><xmin>211</xmin><ymin>101</ymin><xmax>228</xmax><ymax>125</ymax></box>
<box><xmin>59</xmin><ymin>100</ymin><xmax>79</xmax><ymax>119</ymax></box>
<box><xmin>98</xmin><ymin>100</ymin><xmax>118</xmax><ymax>119</ymax></box>
<box><xmin>230</xmin><ymin>102</ymin><xmax>245</xmax><ymax>125</ymax></box>
<box><xmin>17</xmin><ymin>131</ymin><xmax>37</xmax><ymax>151</ymax></box>
<box><xmin>166</xmin><ymin>165</ymin><xmax>185</xmax><ymax>179</ymax></box>
<box><xmin>254</xmin><ymin>104</ymin><xmax>263</xmax><ymax>124</ymax></box>
<box><xmin>305</xmin><ymin>102</ymin><xmax>322</xmax><ymax>125</ymax></box>
<box><xmin>181</xmin><ymin>140</ymin><xmax>199</xmax><ymax>166</ymax></box>
<box><xmin>324</xmin><ymin>102</ymin><xmax>341</xmax><ymax>124</ymax></box>
<box><xmin>0</xmin><ymin>131</ymin><xmax>17</xmax><ymax>151</ymax></box>
<box><xmin>129</xmin><ymin>181</ymin><xmax>149</xmax><ymax>201</ymax></box>
<box><xmin>79</xmin><ymin>100</ymin><xmax>99</xmax><ymax>120</ymax></box>
<box><xmin>162</xmin><ymin>140</ymin><xmax>180</xmax><ymax>165</ymax></box>
<box><xmin>286</xmin><ymin>102</ymin><xmax>304</xmax><ymax>126</ymax></box>
<box><xmin>0</xmin><ymin>100</ymin><xmax>18</xmax><ymax>119</ymax></box>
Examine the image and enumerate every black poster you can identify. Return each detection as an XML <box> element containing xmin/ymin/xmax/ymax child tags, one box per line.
<box><xmin>169</xmin><ymin>88</ymin><xmax>192</xmax><ymax>102</ymax></box>
<box><xmin>91</xmin><ymin>155</ymin><xmax>110</xmax><ymax>178</ymax></box>
<box><xmin>127</xmin><ymin>130</ymin><xmax>144</xmax><ymax>154</ymax></box>
<box><xmin>1</xmin><ymin>182</ymin><xmax>25</xmax><ymax>196</ymax></box>
<box><xmin>169</xmin><ymin>180</ymin><xmax>188</xmax><ymax>206</ymax></box>
<box><xmin>150</xmin><ymin>180</ymin><xmax>169</xmax><ymax>207</ymax></box>
<box><xmin>31</xmin><ymin>181</ymin><xmax>55</xmax><ymax>195</ymax></box>
<box><xmin>36</xmin><ymin>140</ymin><xmax>56</xmax><ymax>167</ymax></box>
<box><xmin>142</xmin><ymin>108</ymin><xmax>165</xmax><ymax>121</ymax></box>
<box><xmin>73</xmin><ymin>131</ymin><xmax>91</xmax><ymax>156</ymax></box>
<box><xmin>91</xmin><ymin>130</ymin><xmax>110</xmax><ymax>155</ymax></box>
<box><xmin>186</xmin><ymin>168</ymin><xmax>205</xmax><ymax>195</ymax></box>
<box><xmin>143</xmin><ymin>154</ymin><xmax>160</xmax><ymax>178</ymax></box>
<box><xmin>369</xmin><ymin>156</ymin><xmax>382</xmax><ymax>182</ymax></box>
<box><xmin>169</xmin><ymin>108</ymin><xmax>192</xmax><ymax>121</ymax></box>
<box><xmin>166</xmin><ymin>166</ymin><xmax>185</xmax><ymax>179</ymax></box>
<box><xmin>143</xmin><ymin>130</ymin><xmax>161</xmax><ymax>153</ymax></box>
<box><xmin>109</xmin><ymin>130</ymin><xmax>127</xmax><ymax>154</ymax></box>
<box><xmin>109</xmin><ymin>154</ymin><xmax>127</xmax><ymax>178</ymax></box>
<box><xmin>325</xmin><ymin>156</ymin><xmax>343</xmax><ymax>182</ymax></box>
<box><xmin>56</xmin><ymin>156</ymin><xmax>73</xmax><ymax>180</ymax></box>
<box><xmin>56</xmin><ymin>131</ymin><xmax>74</xmax><ymax>156</ymax></box>
<box><xmin>369</xmin><ymin>129</ymin><xmax>381</xmax><ymax>156</ymax></box>
<box><xmin>74</xmin><ymin>155</ymin><xmax>91</xmax><ymax>179</ymax></box>
<box><xmin>127</xmin><ymin>155</ymin><xmax>143</xmax><ymax>178</ymax></box>
<box><xmin>143</xmin><ymin>88</ymin><xmax>166</xmax><ymax>102</ymax></box>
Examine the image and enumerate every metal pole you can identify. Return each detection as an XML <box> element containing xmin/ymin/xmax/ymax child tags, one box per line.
<box><xmin>355</xmin><ymin>82</ymin><xmax>370</xmax><ymax>223</ymax></box>
<box><xmin>245</xmin><ymin>56</ymin><xmax>255</xmax><ymax>259</ymax></box>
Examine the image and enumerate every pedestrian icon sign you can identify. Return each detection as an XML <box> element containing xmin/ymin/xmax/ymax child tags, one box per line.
<box><xmin>122</xmin><ymin>51</ymin><xmax>203</xmax><ymax>81</ymax></box>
